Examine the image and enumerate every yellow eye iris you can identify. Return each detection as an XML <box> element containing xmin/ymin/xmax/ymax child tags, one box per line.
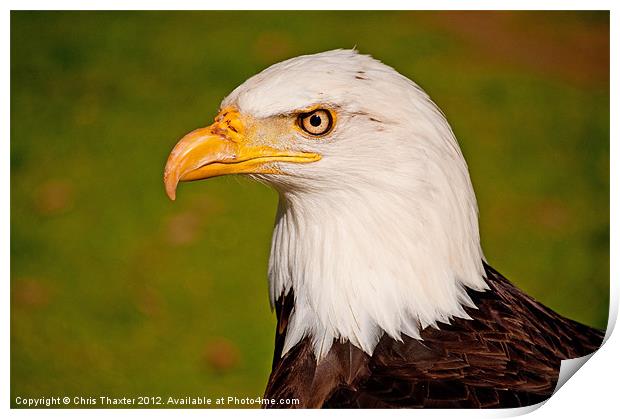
<box><xmin>298</xmin><ymin>109</ymin><xmax>334</xmax><ymax>136</ymax></box>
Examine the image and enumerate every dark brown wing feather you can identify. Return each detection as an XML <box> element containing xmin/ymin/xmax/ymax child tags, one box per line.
<box><xmin>264</xmin><ymin>263</ymin><xmax>604</xmax><ymax>408</ymax></box>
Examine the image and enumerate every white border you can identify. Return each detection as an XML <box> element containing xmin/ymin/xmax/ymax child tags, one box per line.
<box><xmin>3</xmin><ymin>2</ymin><xmax>617</xmax><ymax>419</ymax></box>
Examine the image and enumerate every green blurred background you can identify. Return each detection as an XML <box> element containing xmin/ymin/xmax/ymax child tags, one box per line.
<box><xmin>11</xmin><ymin>11</ymin><xmax>609</xmax><ymax>407</ymax></box>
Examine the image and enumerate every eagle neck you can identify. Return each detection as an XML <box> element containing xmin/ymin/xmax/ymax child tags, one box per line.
<box><xmin>268</xmin><ymin>186</ymin><xmax>487</xmax><ymax>360</ymax></box>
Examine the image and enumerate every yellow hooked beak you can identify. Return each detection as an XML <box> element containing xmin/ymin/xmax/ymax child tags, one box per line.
<box><xmin>163</xmin><ymin>108</ymin><xmax>321</xmax><ymax>200</ymax></box>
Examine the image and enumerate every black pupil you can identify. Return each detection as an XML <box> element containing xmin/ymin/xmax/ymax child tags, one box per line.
<box><xmin>309</xmin><ymin>114</ymin><xmax>322</xmax><ymax>127</ymax></box>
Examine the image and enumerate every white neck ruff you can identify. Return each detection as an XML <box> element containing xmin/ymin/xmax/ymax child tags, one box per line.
<box><xmin>269</xmin><ymin>178</ymin><xmax>487</xmax><ymax>360</ymax></box>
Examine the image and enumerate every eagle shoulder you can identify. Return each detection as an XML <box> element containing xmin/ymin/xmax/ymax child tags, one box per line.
<box><xmin>264</xmin><ymin>264</ymin><xmax>604</xmax><ymax>408</ymax></box>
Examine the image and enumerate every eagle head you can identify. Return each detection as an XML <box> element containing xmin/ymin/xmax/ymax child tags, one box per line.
<box><xmin>164</xmin><ymin>49</ymin><xmax>487</xmax><ymax>359</ymax></box>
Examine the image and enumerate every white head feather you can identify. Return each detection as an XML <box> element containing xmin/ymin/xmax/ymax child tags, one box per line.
<box><xmin>221</xmin><ymin>49</ymin><xmax>487</xmax><ymax>359</ymax></box>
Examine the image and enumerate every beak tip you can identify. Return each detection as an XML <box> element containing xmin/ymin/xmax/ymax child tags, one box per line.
<box><xmin>164</xmin><ymin>172</ymin><xmax>179</xmax><ymax>201</ymax></box>
<box><xmin>165</xmin><ymin>183</ymin><xmax>177</xmax><ymax>201</ymax></box>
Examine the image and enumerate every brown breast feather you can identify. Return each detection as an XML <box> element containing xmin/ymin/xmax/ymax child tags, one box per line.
<box><xmin>263</xmin><ymin>263</ymin><xmax>604</xmax><ymax>408</ymax></box>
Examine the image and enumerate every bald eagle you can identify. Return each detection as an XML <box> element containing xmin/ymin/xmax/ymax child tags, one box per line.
<box><xmin>164</xmin><ymin>50</ymin><xmax>604</xmax><ymax>408</ymax></box>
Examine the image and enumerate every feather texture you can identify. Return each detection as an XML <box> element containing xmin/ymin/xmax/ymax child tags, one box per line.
<box><xmin>222</xmin><ymin>50</ymin><xmax>487</xmax><ymax>358</ymax></box>
<box><xmin>208</xmin><ymin>50</ymin><xmax>604</xmax><ymax>407</ymax></box>
<box><xmin>264</xmin><ymin>263</ymin><xmax>603</xmax><ymax>408</ymax></box>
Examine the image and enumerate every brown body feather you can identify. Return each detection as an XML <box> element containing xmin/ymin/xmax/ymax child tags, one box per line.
<box><xmin>264</xmin><ymin>263</ymin><xmax>604</xmax><ymax>408</ymax></box>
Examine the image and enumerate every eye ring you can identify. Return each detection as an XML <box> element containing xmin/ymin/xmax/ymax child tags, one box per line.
<box><xmin>298</xmin><ymin>109</ymin><xmax>334</xmax><ymax>136</ymax></box>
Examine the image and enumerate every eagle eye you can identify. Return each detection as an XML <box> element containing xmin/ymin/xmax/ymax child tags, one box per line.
<box><xmin>298</xmin><ymin>109</ymin><xmax>333</xmax><ymax>136</ymax></box>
